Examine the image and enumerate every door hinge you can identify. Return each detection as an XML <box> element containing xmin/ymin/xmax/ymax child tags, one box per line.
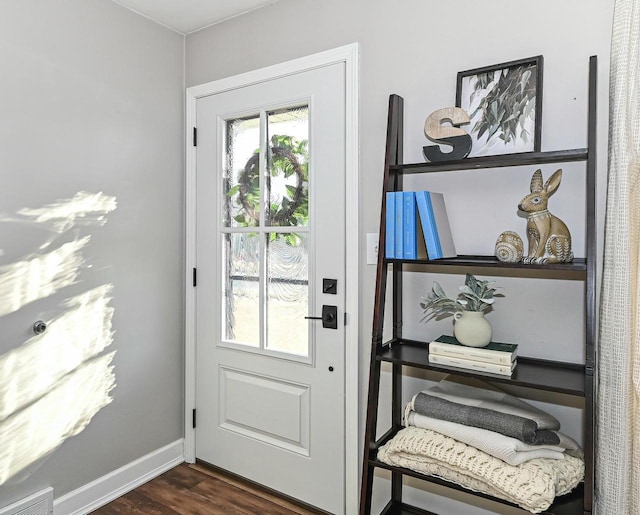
<box><xmin>192</xmin><ymin>408</ymin><xmax>197</xmax><ymax>429</ymax></box>
<box><xmin>344</xmin><ymin>312</ymin><xmax>348</xmax><ymax>326</ymax></box>
<box><xmin>193</xmin><ymin>127</ymin><xmax>197</xmax><ymax>147</ymax></box>
<box><xmin>193</xmin><ymin>267</ymin><xmax>197</xmax><ymax>287</ymax></box>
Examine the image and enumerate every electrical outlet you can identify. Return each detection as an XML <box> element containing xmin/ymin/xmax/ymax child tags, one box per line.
<box><xmin>366</xmin><ymin>233</ymin><xmax>379</xmax><ymax>265</ymax></box>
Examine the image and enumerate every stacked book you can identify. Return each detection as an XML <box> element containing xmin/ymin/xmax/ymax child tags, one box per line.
<box><xmin>385</xmin><ymin>191</ymin><xmax>456</xmax><ymax>260</ymax></box>
<box><xmin>428</xmin><ymin>334</ymin><xmax>517</xmax><ymax>376</ymax></box>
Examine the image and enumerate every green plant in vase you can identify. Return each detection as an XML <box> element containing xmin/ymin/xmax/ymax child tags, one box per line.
<box><xmin>420</xmin><ymin>273</ymin><xmax>502</xmax><ymax>347</ymax></box>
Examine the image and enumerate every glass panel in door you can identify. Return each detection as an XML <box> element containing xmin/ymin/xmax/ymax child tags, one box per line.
<box><xmin>222</xmin><ymin>232</ymin><xmax>259</xmax><ymax>347</ymax></box>
<box><xmin>221</xmin><ymin>105</ymin><xmax>310</xmax><ymax>359</ymax></box>
<box><xmin>266</xmin><ymin>233</ymin><xmax>309</xmax><ymax>356</ymax></box>
<box><xmin>223</xmin><ymin>115</ymin><xmax>261</xmax><ymax>228</ymax></box>
<box><xmin>266</xmin><ymin>106</ymin><xmax>309</xmax><ymax>228</ymax></box>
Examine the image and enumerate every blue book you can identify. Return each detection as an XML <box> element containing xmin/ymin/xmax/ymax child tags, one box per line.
<box><xmin>403</xmin><ymin>192</ymin><xmax>417</xmax><ymax>259</ymax></box>
<box><xmin>416</xmin><ymin>191</ymin><xmax>457</xmax><ymax>259</ymax></box>
<box><xmin>429</xmin><ymin>192</ymin><xmax>457</xmax><ymax>258</ymax></box>
<box><xmin>425</xmin><ymin>192</ymin><xmax>443</xmax><ymax>258</ymax></box>
<box><xmin>385</xmin><ymin>192</ymin><xmax>395</xmax><ymax>258</ymax></box>
<box><xmin>394</xmin><ymin>191</ymin><xmax>403</xmax><ymax>258</ymax></box>
<box><xmin>415</xmin><ymin>191</ymin><xmax>440</xmax><ymax>259</ymax></box>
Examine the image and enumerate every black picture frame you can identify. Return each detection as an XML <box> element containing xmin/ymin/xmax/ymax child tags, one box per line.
<box><xmin>455</xmin><ymin>55</ymin><xmax>543</xmax><ymax>157</ymax></box>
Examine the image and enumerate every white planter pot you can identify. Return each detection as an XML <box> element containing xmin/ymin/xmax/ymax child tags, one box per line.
<box><xmin>453</xmin><ymin>311</ymin><xmax>492</xmax><ymax>347</ymax></box>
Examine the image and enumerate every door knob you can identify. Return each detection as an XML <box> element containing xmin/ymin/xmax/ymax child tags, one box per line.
<box><xmin>305</xmin><ymin>305</ymin><xmax>338</xmax><ymax>329</ymax></box>
<box><xmin>33</xmin><ymin>320</ymin><xmax>47</xmax><ymax>335</ymax></box>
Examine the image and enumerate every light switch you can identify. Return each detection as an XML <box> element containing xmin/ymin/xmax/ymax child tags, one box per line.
<box><xmin>367</xmin><ymin>233</ymin><xmax>379</xmax><ymax>265</ymax></box>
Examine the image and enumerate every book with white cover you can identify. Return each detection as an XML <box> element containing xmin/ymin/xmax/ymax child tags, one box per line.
<box><xmin>430</xmin><ymin>335</ymin><xmax>517</xmax><ymax>365</ymax></box>
<box><xmin>428</xmin><ymin>353</ymin><xmax>516</xmax><ymax>376</ymax></box>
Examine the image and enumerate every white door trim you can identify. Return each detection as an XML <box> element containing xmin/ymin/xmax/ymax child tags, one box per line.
<box><xmin>184</xmin><ymin>43</ymin><xmax>359</xmax><ymax>513</ymax></box>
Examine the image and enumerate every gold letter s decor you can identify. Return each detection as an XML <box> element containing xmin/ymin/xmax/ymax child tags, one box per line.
<box><xmin>423</xmin><ymin>107</ymin><xmax>472</xmax><ymax>162</ymax></box>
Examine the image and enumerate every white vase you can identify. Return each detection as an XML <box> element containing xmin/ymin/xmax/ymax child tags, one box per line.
<box><xmin>453</xmin><ymin>311</ymin><xmax>492</xmax><ymax>347</ymax></box>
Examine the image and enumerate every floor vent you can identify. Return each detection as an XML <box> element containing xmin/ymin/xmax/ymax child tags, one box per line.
<box><xmin>0</xmin><ymin>488</ymin><xmax>53</xmax><ymax>515</ymax></box>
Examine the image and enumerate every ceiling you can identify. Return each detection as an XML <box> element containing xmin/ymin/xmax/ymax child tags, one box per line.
<box><xmin>110</xmin><ymin>0</ymin><xmax>280</xmax><ymax>34</ymax></box>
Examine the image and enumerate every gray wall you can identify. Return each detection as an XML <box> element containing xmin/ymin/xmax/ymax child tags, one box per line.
<box><xmin>0</xmin><ymin>0</ymin><xmax>184</xmax><ymax>505</ymax></box>
<box><xmin>187</xmin><ymin>1</ymin><xmax>613</xmax><ymax>513</ymax></box>
<box><xmin>0</xmin><ymin>0</ymin><xmax>613</xmax><ymax>511</ymax></box>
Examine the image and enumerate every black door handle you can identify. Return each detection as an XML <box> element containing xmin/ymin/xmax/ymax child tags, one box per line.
<box><xmin>305</xmin><ymin>305</ymin><xmax>338</xmax><ymax>329</ymax></box>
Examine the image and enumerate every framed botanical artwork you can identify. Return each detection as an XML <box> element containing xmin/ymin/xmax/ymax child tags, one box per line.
<box><xmin>455</xmin><ymin>56</ymin><xmax>543</xmax><ymax>157</ymax></box>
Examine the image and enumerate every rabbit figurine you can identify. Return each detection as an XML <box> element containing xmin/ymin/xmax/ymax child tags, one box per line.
<box><xmin>518</xmin><ymin>169</ymin><xmax>573</xmax><ymax>264</ymax></box>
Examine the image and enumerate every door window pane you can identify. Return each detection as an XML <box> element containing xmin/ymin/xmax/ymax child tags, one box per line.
<box><xmin>221</xmin><ymin>105</ymin><xmax>311</xmax><ymax>360</ymax></box>
<box><xmin>266</xmin><ymin>107</ymin><xmax>309</xmax><ymax>227</ymax></box>
<box><xmin>223</xmin><ymin>233</ymin><xmax>260</xmax><ymax>347</ymax></box>
<box><xmin>224</xmin><ymin>116</ymin><xmax>261</xmax><ymax>228</ymax></box>
<box><xmin>266</xmin><ymin>233</ymin><xmax>309</xmax><ymax>356</ymax></box>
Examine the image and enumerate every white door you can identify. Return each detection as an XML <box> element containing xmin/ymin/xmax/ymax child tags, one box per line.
<box><xmin>195</xmin><ymin>63</ymin><xmax>346</xmax><ymax>514</ymax></box>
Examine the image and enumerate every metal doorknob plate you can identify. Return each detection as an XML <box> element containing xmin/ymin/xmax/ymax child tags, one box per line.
<box><xmin>304</xmin><ymin>305</ymin><xmax>338</xmax><ymax>329</ymax></box>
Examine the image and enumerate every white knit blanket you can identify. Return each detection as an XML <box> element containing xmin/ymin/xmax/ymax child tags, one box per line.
<box><xmin>377</xmin><ymin>426</ymin><xmax>584</xmax><ymax>513</ymax></box>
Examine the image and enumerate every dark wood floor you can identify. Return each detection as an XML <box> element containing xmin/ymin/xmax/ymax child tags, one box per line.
<box><xmin>91</xmin><ymin>463</ymin><xmax>324</xmax><ymax>514</ymax></box>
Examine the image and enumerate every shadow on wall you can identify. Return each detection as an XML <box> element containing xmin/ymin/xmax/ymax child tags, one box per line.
<box><xmin>0</xmin><ymin>192</ymin><xmax>117</xmax><ymax>486</ymax></box>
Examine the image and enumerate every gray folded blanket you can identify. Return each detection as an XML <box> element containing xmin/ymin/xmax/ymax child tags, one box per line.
<box><xmin>413</xmin><ymin>392</ymin><xmax>560</xmax><ymax>445</ymax></box>
<box><xmin>423</xmin><ymin>378</ymin><xmax>560</xmax><ymax>430</ymax></box>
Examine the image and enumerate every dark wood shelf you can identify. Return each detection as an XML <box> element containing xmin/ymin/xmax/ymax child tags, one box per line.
<box><xmin>377</xmin><ymin>340</ymin><xmax>586</xmax><ymax>396</ymax></box>
<box><xmin>386</xmin><ymin>255</ymin><xmax>587</xmax><ymax>272</ymax></box>
<box><xmin>371</xmin><ymin>459</ymin><xmax>584</xmax><ymax>515</ymax></box>
<box><xmin>389</xmin><ymin>149</ymin><xmax>588</xmax><ymax>174</ymax></box>
<box><xmin>362</xmin><ymin>56</ymin><xmax>597</xmax><ymax>515</ymax></box>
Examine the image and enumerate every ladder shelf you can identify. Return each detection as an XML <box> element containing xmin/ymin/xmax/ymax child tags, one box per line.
<box><xmin>360</xmin><ymin>56</ymin><xmax>597</xmax><ymax>515</ymax></box>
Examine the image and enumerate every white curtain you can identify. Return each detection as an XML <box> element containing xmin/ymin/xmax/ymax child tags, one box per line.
<box><xmin>596</xmin><ymin>0</ymin><xmax>640</xmax><ymax>513</ymax></box>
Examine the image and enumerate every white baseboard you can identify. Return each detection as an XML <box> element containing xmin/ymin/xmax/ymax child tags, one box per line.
<box><xmin>53</xmin><ymin>439</ymin><xmax>184</xmax><ymax>515</ymax></box>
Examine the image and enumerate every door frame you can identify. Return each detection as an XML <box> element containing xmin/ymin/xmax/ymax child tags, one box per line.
<box><xmin>184</xmin><ymin>43</ymin><xmax>359</xmax><ymax>512</ymax></box>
